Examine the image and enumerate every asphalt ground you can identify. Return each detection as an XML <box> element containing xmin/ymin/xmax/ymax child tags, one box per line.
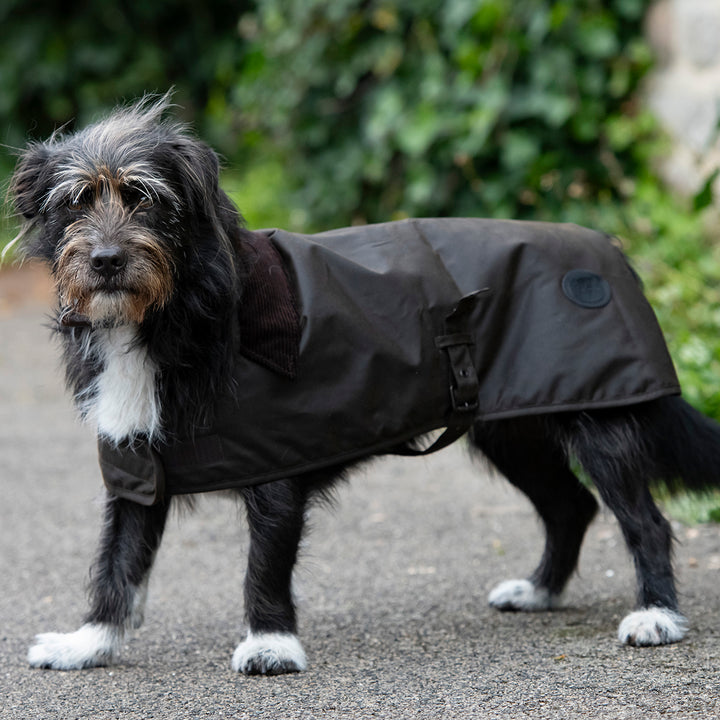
<box><xmin>2</xmin><ymin>265</ymin><xmax>720</xmax><ymax>719</ymax></box>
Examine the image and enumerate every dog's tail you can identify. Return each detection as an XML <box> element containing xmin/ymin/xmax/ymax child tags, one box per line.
<box><xmin>644</xmin><ymin>395</ymin><xmax>720</xmax><ymax>492</ymax></box>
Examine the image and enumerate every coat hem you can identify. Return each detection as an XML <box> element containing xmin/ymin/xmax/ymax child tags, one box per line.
<box><xmin>159</xmin><ymin>385</ymin><xmax>681</xmax><ymax>497</ymax></box>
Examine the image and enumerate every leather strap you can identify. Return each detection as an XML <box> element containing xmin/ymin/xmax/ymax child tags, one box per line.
<box><xmin>394</xmin><ymin>289</ymin><xmax>488</xmax><ymax>456</ymax></box>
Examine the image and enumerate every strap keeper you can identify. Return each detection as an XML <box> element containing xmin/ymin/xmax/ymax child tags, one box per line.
<box><xmin>435</xmin><ymin>334</ymin><xmax>479</xmax><ymax>413</ymax></box>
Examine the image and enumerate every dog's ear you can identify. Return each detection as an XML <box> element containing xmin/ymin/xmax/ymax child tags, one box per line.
<box><xmin>10</xmin><ymin>143</ymin><xmax>53</xmax><ymax>220</ymax></box>
<box><xmin>165</xmin><ymin>135</ymin><xmax>243</xmax><ymax>261</ymax></box>
<box><xmin>167</xmin><ymin>136</ymin><xmax>222</xmax><ymax>212</ymax></box>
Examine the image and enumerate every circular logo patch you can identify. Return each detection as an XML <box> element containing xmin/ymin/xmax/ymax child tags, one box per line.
<box><xmin>561</xmin><ymin>269</ymin><xmax>612</xmax><ymax>308</ymax></box>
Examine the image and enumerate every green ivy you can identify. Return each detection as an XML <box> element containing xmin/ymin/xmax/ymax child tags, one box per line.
<box><xmin>0</xmin><ymin>0</ymin><xmax>250</xmax><ymax>174</ymax></box>
<box><xmin>234</xmin><ymin>0</ymin><xmax>654</xmax><ymax>227</ymax></box>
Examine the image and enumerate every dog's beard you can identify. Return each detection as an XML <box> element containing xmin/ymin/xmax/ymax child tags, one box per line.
<box><xmin>56</xmin><ymin>231</ymin><xmax>174</xmax><ymax>326</ymax></box>
<box><xmin>79</xmin><ymin>290</ymin><xmax>151</xmax><ymax>326</ymax></box>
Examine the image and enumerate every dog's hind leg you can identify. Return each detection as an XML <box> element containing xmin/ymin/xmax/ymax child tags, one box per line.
<box><xmin>568</xmin><ymin>409</ymin><xmax>688</xmax><ymax>646</ymax></box>
<box><xmin>232</xmin><ymin>479</ymin><xmax>313</xmax><ymax>675</ymax></box>
<box><xmin>28</xmin><ymin>495</ymin><xmax>170</xmax><ymax>669</ymax></box>
<box><xmin>471</xmin><ymin>417</ymin><xmax>599</xmax><ymax>611</ymax></box>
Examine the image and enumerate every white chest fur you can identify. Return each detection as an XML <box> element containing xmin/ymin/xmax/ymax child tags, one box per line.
<box><xmin>85</xmin><ymin>325</ymin><xmax>161</xmax><ymax>443</ymax></box>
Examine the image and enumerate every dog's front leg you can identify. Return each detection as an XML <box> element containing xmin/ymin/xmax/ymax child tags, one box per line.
<box><xmin>28</xmin><ymin>494</ymin><xmax>170</xmax><ymax>670</ymax></box>
<box><xmin>233</xmin><ymin>480</ymin><xmax>310</xmax><ymax>675</ymax></box>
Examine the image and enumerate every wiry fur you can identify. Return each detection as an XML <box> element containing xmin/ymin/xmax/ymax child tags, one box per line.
<box><xmin>10</xmin><ymin>96</ymin><xmax>720</xmax><ymax>674</ymax></box>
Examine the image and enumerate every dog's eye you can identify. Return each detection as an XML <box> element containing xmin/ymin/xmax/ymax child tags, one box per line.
<box><xmin>67</xmin><ymin>189</ymin><xmax>93</xmax><ymax>212</ymax></box>
<box><xmin>124</xmin><ymin>186</ymin><xmax>154</xmax><ymax>211</ymax></box>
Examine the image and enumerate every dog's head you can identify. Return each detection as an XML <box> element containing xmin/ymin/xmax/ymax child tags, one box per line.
<box><xmin>9</xmin><ymin>94</ymin><xmax>238</xmax><ymax>327</ymax></box>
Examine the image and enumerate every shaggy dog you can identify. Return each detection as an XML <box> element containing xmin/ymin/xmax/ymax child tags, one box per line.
<box><xmin>9</xmin><ymin>96</ymin><xmax>720</xmax><ymax>675</ymax></box>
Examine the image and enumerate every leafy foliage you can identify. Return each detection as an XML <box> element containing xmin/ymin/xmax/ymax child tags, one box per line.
<box><xmin>0</xmin><ymin>0</ymin><xmax>249</xmax><ymax>171</ymax></box>
<box><xmin>234</xmin><ymin>0</ymin><xmax>653</xmax><ymax>227</ymax></box>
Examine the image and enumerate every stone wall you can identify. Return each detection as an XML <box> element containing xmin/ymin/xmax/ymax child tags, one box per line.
<box><xmin>645</xmin><ymin>0</ymin><xmax>720</xmax><ymax>195</ymax></box>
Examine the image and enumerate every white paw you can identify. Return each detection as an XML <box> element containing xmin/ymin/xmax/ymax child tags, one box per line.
<box><xmin>28</xmin><ymin>623</ymin><xmax>121</xmax><ymax>670</ymax></box>
<box><xmin>618</xmin><ymin>607</ymin><xmax>688</xmax><ymax>646</ymax></box>
<box><xmin>488</xmin><ymin>579</ymin><xmax>556</xmax><ymax>611</ymax></box>
<box><xmin>231</xmin><ymin>632</ymin><xmax>307</xmax><ymax>675</ymax></box>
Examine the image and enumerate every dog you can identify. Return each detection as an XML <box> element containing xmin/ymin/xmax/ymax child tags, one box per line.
<box><xmin>9</xmin><ymin>95</ymin><xmax>720</xmax><ymax>675</ymax></box>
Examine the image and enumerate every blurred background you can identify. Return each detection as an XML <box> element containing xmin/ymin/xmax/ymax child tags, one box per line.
<box><xmin>1</xmin><ymin>0</ymin><xmax>719</xmax><ymax>424</ymax></box>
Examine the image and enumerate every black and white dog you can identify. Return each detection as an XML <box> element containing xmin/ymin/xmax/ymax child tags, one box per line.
<box><xmin>9</xmin><ymin>96</ymin><xmax>720</xmax><ymax>675</ymax></box>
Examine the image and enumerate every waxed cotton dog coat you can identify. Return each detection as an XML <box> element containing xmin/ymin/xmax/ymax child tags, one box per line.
<box><xmin>99</xmin><ymin>218</ymin><xmax>681</xmax><ymax>505</ymax></box>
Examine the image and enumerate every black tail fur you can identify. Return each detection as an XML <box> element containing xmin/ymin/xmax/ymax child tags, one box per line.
<box><xmin>642</xmin><ymin>395</ymin><xmax>720</xmax><ymax>492</ymax></box>
<box><xmin>560</xmin><ymin>396</ymin><xmax>720</xmax><ymax>494</ymax></box>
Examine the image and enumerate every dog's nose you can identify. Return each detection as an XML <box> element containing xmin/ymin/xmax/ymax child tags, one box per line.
<box><xmin>90</xmin><ymin>246</ymin><xmax>127</xmax><ymax>279</ymax></box>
